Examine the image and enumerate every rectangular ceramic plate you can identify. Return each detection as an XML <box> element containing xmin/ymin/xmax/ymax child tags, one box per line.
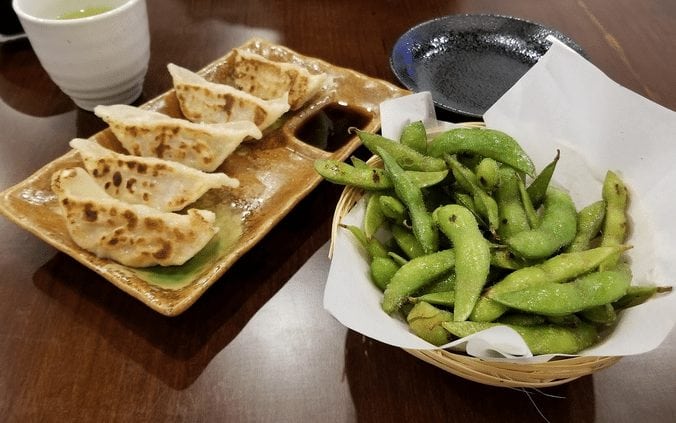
<box><xmin>0</xmin><ymin>38</ymin><xmax>407</xmax><ymax>316</ymax></box>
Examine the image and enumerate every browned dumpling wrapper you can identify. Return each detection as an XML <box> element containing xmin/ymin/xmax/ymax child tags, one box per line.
<box><xmin>70</xmin><ymin>138</ymin><xmax>239</xmax><ymax>212</ymax></box>
<box><xmin>51</xmin><ymin>167</ymin><xmax>218</xmax><ymax>268</ymax></box>
<box><xmin>94</xmin><ymin>104</ymin><xmax>262</xmax><ymax>172</ymax></box>
<box><xmin>230</xmin><ymin>48</ymin><xmax>329</xmax><ymax>110</ymax></box>
<box><xmin>167</xmin><ymin>63</ymin><xmax>290</xmax><ymax>130</ymax></box>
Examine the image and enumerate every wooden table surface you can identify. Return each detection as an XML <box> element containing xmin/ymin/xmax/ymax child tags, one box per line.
<box><xmin>1</xmin><ymin>0</ymin><xmax>675</xmax><ymax>421</ymax></box>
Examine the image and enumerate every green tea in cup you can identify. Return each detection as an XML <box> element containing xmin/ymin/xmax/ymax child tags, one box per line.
<box><xmin>57</xmin><ymin>7</ymin><xmax>113</xmax><ymax>19</ymax></box>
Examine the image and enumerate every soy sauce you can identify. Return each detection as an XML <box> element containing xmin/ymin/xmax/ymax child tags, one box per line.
<box><xmin>294</xmin><ymin>103</ymin><xmax>373</xmax><ymax>152</ymax></box>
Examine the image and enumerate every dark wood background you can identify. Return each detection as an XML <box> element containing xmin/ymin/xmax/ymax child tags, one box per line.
<box><xmin>1</xmin><ymin>0</ymin><xmax>675</xmax><ymax>421</ymax></box>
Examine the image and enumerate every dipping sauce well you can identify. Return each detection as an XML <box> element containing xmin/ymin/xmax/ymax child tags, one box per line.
<box><xmin>294</xmin><ymin>103</ymin><xmax>373</xmax><ymax>152</ymax></box>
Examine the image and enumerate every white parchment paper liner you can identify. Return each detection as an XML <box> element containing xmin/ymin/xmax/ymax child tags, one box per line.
<box><xmin>324</xmin><ymin>38</ymin><xmax>676</xmax><ymax>362</ymax></box>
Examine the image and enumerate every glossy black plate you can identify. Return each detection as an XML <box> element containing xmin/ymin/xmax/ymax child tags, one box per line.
<box><xmin>390</xmin><ymin>14</ymin><xmax>584</xmax><ymax>118</ymax></box>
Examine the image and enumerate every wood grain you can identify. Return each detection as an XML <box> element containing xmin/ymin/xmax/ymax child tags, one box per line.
<box><xmin>0</xmin><ymin>0</ymin><xmax>674</xmax><ymax>421</ymax></box>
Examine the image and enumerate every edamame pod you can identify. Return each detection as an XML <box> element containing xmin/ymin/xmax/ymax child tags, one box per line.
<box><xmin>314</xmin><ymin>159</ymin><xmax>449</xmax><ymax>190</ymax></box>
<box><xmin>517</xmin><ymin>176</ymin><xmax>539</xmax><ymax>229</ymax></box>
<box><xmin>378</xmin><ymin>147</ymin><xmax>439</xmax><ymax>254</ymax></box>
<box><xmin>370</xmin><ymin>256</ymin><xmax>400</xmax><ymax>291</ymax></box>
<box><xmin>441</xmin><ymin>321</ymin><xmax>599</xmax><ymax>355</ymax></box>
<box><xmin>364</xmin><ymin>193</ymin><xmax>385</xmax><ymax>239</ymax></box>
<box><xmin>526</xmin><ymin>150</ymin><xmax>560</xmax><ymax>209</ymax></box>
<box><xmin>445</xmin><ymin>155</ymin><xmax>479</xmax><ymax>193</ymax></box>
<box><xmin>599</xmin><ymin>170</ymin><xmax>629</xmax><ymax>270</ymax></box>
<box><xmin>428</xmin><ymin>128</ymin><xmax>536</xmax><ymax>176</ymax></box>
<box><xmin>387</xmin><ymin>252</ymin><xmax>409</xmax><ymax>266</ymax></box>
<box><xmin>356</xmin><ymin>129</ymin><xmax>446</xmax><ymax>171</ymax></box>
<box><xmin>476</xmin><ymin>157</ymin><xmax>500</xmax><ymax>192</ymax></box>
<box><xmin>392</xmin><ymin>224</ymin><xmax>425</xmax><ymax>259</ymax></box>
<box><xmin>314</xmin><ymin>159</ymin><xmax>389</xmax><ymax>190</ymax></box>
<box><xmin>566</xmin><ymin>200</ymin><xmax>606</xmax><ymax>253</ymax></box>
<box><xmin>409</xmin><ymin>291</ymin><xmax>456</xmax><ymax>307</ymax></box>
<box><xmin>407</xmin><ymin>301</ymin><xmax>454</xmax><ymax>346</ymax></box>
<box><xmin>381</xmin><ymin>249</ymin><xmax>456</xmax><ymax>314</ymax></box>
<box><xmin>612</xmin><ymin>285</ymin><xmax>673</xmax><ymax>310</ymax></box>
<box><xmin>379</xmin><ymin>195</ymin><xmax>407</xmax><ymax>223</ymax></box>
<box><xmin>490</xmin><ymin>249</ymin><xmax>526</xmax><ymax>270</ymax></box>
<box><xmin>446</xmin><ymin>156</ymin><xmax>500</xmax><ymax>233</ymax></box>
<box><xmin>488</xmin><ymin>267</ymin><xmax>632</xmax><ymax>316</ymax></box>
<box><xmin>470</xmin><ymin>244</ymin><xmax>630</xmax><ymax>322</ymax></box>
<box><xmin>350</xmin><ymin>156</ymin><xmax>370</xmax><ymax>169</ymax></box>
<box><xmin>400</xmin><ymin>120</ymin><xmax>428</xmax><ymax>154</ymax></box>
<box><xmin>506</xmin><ymin>188</ymin><xmax>577</xmax><ymax>260</ymax></box>
<box><xmin>546</xmin><ymin>314</ymin><xmax>583</xmax><ymax>327</ymax></box>
<box><xmin>580</xmin><ymin>303</ymin><xmax>617</xmax><ymax>325</ymax></box>
<box><xmin>341</xmin><ymin>224</ymin><xmax>388</xmax><ymax>259</ymax></box>
<box><xmin>496</xmin><ymin>166</ymin><xmax>530</xmax><ymax>240</ymax></box>
<box><xmin>419</xmin><ymin>272</ymin><xmax>456</xmax><ymax>294</ymax></box>
<box><xmin>497</xmin><ymin>313</ymin><xmax>547</xmax><ymax>326</ymax></box>
<box><xmin>433</xmin><ymin>205</ymin><xmax>491</xmax><ymax>321</ymax></box>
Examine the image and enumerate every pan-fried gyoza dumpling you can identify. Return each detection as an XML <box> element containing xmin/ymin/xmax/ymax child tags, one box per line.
<box><xmin>167</xmin><ymin>63</ymin><xmax>290</xmax><ymax>130</ymax></box>
<box><xmin>94</xmin><ymin>104</ymin><xmax>262</xmax><ymax>172</ymax></box>
<box><xmin>51</xmin><ymin>167</ymin><xmax>219</xmax><ymax>267</ymax></box>
<box><xmin>70</xmin><ymin>138</ymin><xmax>239</xmax><ymax>212</ymax></box>
<box><xmin>230</xmin><ymin>48</ymin><xmax>329</xmax><ymax>110</ymax></box>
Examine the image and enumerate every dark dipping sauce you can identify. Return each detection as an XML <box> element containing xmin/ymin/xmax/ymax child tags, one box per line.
<box><xmin>294</xmin><ymin>103</ymin><xmax>373</xmax><ymax>152</ymax></box>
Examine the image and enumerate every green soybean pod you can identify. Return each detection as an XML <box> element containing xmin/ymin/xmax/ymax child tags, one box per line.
<box><xmin>428</xmin><ymin>128</ymin><xmax>536</xmax><ymax>176</ymax></box>
<box><xmin>355</xmin><ymin>129</ymin><xmax>446</xmax><ymax>171</ymax></box>
<box><xmin>400</xmin><ymin>120</ymin><xmax>428</xmax><ymax>154</ymax></box>
<box><xmin>451</xmin><ymin>192</ymin><xmax>485</xmax><ymax>228</ymax></box>
<box><xmin>387</xmin><ymin>252</ymin><xmax>409</xmax><ymax>267</ymax></box>
<box><xmin>476</xmin><ymin>157</ymin><xmax>500</xmax><ymax>192</ymax></box>
<box><xmin>546</xmin><ymin>314</ymin><xmax>583</xmax><ymax>327</ymax></box>
<box><xmin>517</xmin><ymin>176</ymin><xmax>540</xmax><ymax>229</ymax></box>
<box><xmin>392</xmin><ymin>224</ymin><xmax>425</xmax><ymax>259</ymax></box>
<box><xmin>382</xmin><ymin>249</ymin><xmax>456</xmax><ymax>314</ymax></box>
<box><xmin>579</xmin><ymin>303</ymin><xmax>617</xmax><ymax>325</ymax></box>
<box><xmin>314</xmin><ymin>159</ymin><xmax>390</xmax><ymax>190</ymax></box>
<box><xmin>407</xmin><ymin>301</ymin><xmax>454</xmax><ymax>346</ymax></box>
<box><xmin>488</xmin><ymin>267</ymin><xmax>632</xmax><ymax>317</ymax></box>
<box><xmin>496</xmin><ymin>166</ymin><xmax>530</xmax><ymax>240</ymax></box>
<box><xmin>350</xmin><ymin>156</ymin><xmax>370</xmax><ymax>169</ymax></box>
<box><xmin>315</xmin><ymin>159</ymin><xmax>449</xmax><ymax>190</ymax></box>
<box><xmin>364</xmin><ymin>193</ymin><xmax>385</xmax><ymax>239</ymax></box>
<box><xmin>497</xmin><ymin>313</ymin><xmax>547</xmax><ymax>326</ymax></box>
<box><xmin>599</xmin><ymin>170</ymin><xmax>629</xmax><ymax>270</ymax></box>
<box><xmin>409</xmin><ymin>291</ymin><xmax>456</xmax><ymax>307</ymax></box>
<box><xmin>446</xmin><ymin>156</ymin><xmax>500</xmax><ymax>233</ymax></box>
<box><xmin>453</xmin><ymin>192</ymin><xmax>476</xmax><ymax>213</ymax></box>
<box><xmin>490</xmin><ymin>249</ymin><xmax>526</xmax><ymax>270</ymax></box>
<box><xmin>612</xmin><ymin>285</ymin><xmax>673</xmax><ymax>310</ymax></box>
<box><xmin>470</xmin><ymin>244</ymin><xmax>630</xmax><ymax>322</ymax></box>
<box><xmin>441</xmin><ymin>321</ymin><xmax>599</xmax><ymax>355</ymax></box>
<box><xmin>405</xmin><ymin>169</ymin><xmax>450</xmax><ymax>188</ymax></box>
<box><xmin>526</xmin><ymin>150</ymin><xmax>560</xmax><ymax>209</ymax></box>
<box><xmin>419</xmin><ymin>272</ymin><xmax>457</xmax><ymax>294</ymax></box>
<box><xmin>370</xmin><ymin>256</ymin><xmax>400</xmax><ymax>291</ymax></box>
<box><xmin>566</xmin><ymin>200</ymin><xmax>606</xmax><ymax>253</ymax></box>
<box><xmin>506</xmin><ymin>187</ymin><xmax>577</xmax><ymax>260</ymax></box>
<box><xmin>379</xmin><ymin>195</ymin><xmax>407</xmax><ymax>223</ymax></box>
<box><xmin>378</xmin><ymin>147</ymin><xmax>439</xmax><ymax>254</ymax></box>
<box><xmin>445</xmin><ymin>154</ymin><xmax>478</xmax><ymax>193</ymax></box>
<box><xmin>470</xmin><ymin>188</ymin><xmax>500</xmax><ymax>235</ymax></box>
<box><xmin>433</xmin><ymin>205</ymin><xmax>491</xmax><ymax>322</ymax></box>
<box><xmin>341</xmin><ymin>224</ymin><xmax>388</xmax><ymax>259</ymax></box>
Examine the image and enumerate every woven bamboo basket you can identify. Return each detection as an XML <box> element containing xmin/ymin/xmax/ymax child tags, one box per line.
<box><xmin>328</xmin><ymin>122</ymin><xmax>622</xmax><ymax>388</ymax></box>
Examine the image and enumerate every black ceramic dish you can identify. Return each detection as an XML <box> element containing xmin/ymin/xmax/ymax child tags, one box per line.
<box><xmin>390</xmin><ymin>14</ymin><xmax>584</xmax><ymax>118</ymax></box>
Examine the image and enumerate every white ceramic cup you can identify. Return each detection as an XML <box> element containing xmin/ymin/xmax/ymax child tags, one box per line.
<box><xmin>12</xmin><ymin>0</ymin><xmax>150</xmax><ymax>111</ymax></box>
